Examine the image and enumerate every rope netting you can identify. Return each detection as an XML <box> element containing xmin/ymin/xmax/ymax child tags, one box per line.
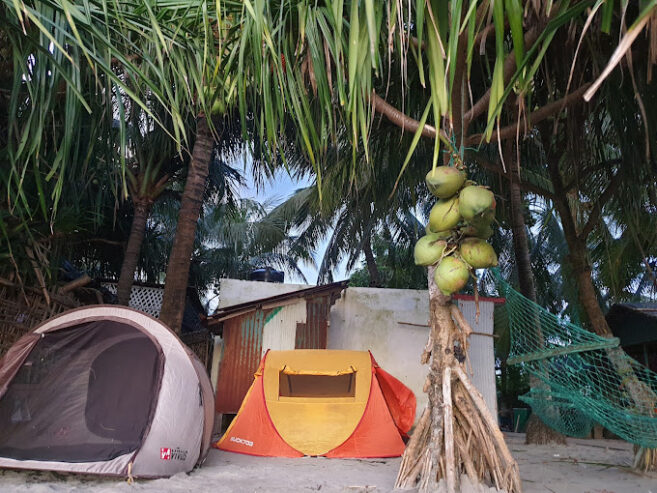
<box><xmin>492</xmin><ymin>270</ymin><xmax>657</xmax><ymax>447</ymax></box>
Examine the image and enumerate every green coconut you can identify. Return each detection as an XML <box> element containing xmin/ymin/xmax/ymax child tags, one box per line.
<box><xmin>461</xmin><ymin>215</ymin><xmax>495</xmax><ymax>239</ymax></box>
<box><xmin>428</xmin><ymin>197</ymin><xmax>461</xmax><ymax>232</ymax></box>
<box><xmin>211</xmin><ymin>96</ymin><xmax>226</xmax><ymax>116</ymax></box>
<box><xmin>414</xmin><ymin>234</ymin><xmax>447</xmax><ymax>266</ymax></box>
<box><xmin>459</xmin><ymin>238</ymin><xmax>498</xmax><ymax>268</ymax></box>
<box><xmin>426</xmin><ymin>166</ymin><xmax>466</xmax><ymax>199</ymax></box>
<box><xmin>459</xmin><ymin>186</ymin><xmax>496</xmax><ymax>222</ymax></box>
<box><xmin>474</xmin><ymin>222</ymin><xmax>494</xmax><ymax>239</ymax></box>
<box><xmin>426</xmin><ymin>223</ymin><xmax>452</xmax><ymax>238</ymax></box>
<box><xmin>434</xmin><ymin>256</ymin><xmax>470</xmax><ymax>295</ymax></box>
<box><xmin>472</xmin><ymin>206</ymin><xmax>496</xmax><ymax>225</ymax></box>
<box><xmin>460</xmin><ymin>222</ymin><xmax>493</xmax><ymax>240</ymax></box>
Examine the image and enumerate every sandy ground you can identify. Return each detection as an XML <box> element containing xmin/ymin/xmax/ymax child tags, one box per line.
<box><xmin>0</xmin><ymin>433</ymin><xmax>654</xmax><ymax>493</ymax></box>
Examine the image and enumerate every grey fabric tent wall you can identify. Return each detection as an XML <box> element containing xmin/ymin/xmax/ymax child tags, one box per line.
<box><xmin>0</xmin><ymin>306</ymin><xmax>214</xmax><ymax>478</ymax></box>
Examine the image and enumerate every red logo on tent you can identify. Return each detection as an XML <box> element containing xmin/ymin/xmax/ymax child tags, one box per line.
<box><xmin>160</xmin><ymin>448</ymin><xmax>172</xmax><ymax>460</ymax></box>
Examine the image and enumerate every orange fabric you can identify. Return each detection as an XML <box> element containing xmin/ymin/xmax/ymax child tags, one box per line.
<box><xmin>217</xmin><ymin>350</ymin><xmax>415</xmax><ymax>458</ymax></box>
<box><xmin>374</xmin><ymin>366</ymin><xmax>417</xmax><ymax>437</ymax></box>
<box><xmin>325</xmin><ymin>372</ymin><xmax>406</xmax><ymax>458</ymax></box>
<box><xmin>214</xmin><ymin>355</ymin><xmax>303</xmax><ymax>457</ymax></box>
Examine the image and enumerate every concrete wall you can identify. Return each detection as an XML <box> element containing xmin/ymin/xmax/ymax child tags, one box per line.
<box><xmin>328</xmin><ymin>287</ymin><xmax>497</xmax><ymax>420</ymax></box>
<box><xmin>217</xmin><ymin>279</ymin><xmax>307</xmax><ymax>308</ymax></box>
<box><xmin>328</xmin><ymin>287</ymin><xmax>431</xmax><ymax>413</ymax></box>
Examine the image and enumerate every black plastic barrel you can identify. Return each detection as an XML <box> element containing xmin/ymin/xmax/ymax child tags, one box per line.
<box><xmin>249</xmin><ymin>267</ymin><xmax>284</xmax><ymax>283</ymax></box>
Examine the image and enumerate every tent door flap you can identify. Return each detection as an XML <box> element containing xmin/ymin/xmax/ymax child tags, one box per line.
<box><xmin>278</xmin><ymin>366</ymin><xmax>357</xmax><ymax>398</ymax></box>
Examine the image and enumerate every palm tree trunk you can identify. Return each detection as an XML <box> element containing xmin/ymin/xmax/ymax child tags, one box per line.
<box><xmin>506</xmin><ymin>143</ymin><xmax>566</xmax><ymax>445</ymax></box>
<box><xmin>509</xmin><ymin>190</ymin><xmax>535</xmax><ymax>301</ymax></box>
<box><xmin>546</xmin><ymin>144</ymin><xmax>656</xmax><ymax>467</ymax></box>
<box><xmin>116</xmin><ymin>199</ymin><xmax>152</xmax><ymax>305</ymax></box>
<box><xmin>545</xmin><ymin>155</ymin><xmax>613</xmax><ymax>337</ymax></box>
<box><xmin>541</xmin><ymin>140</ymin><xmax>608</xmax><ymax>335</ymax></box>
<box><xmin>363</xmin><ymin>235</ymin><xmax>382</xmax><ymax>287</ymax></box>
<box><xmin>159</xmin><ymin>118</ymin><xmax>214</xmax><ymax>332</ymax></box>
<box><xmin>568</xmin><ymin>239</ymin><xmax>613</xmax><ymax>336</ymax></box>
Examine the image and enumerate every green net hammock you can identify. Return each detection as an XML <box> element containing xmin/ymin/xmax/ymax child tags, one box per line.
<box><xmin>491</xmin><ymin>269</ymin><xmax>657</xmax><ymax>447</ymax></box>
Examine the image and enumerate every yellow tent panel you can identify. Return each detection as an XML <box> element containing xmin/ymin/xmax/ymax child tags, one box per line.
<box><xmin>263</xmin><ymin>350</ymin><xmax>372</xmax><ymax>456</ymax></box>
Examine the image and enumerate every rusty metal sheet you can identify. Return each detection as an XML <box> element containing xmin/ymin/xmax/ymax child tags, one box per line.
<box><xmin>295</xmin><ymin>295</ymin><xmax>330</xmax><ymax>349</ymax></box>
<box><xmin>457</xmin><ymin>299</ymin><xmax>497</xmax><ymax>417</ymax></box>
<box><xmin>214</xmin><ymin>309</ymin><xmax>265</xmax><ymax>414</ymax></box>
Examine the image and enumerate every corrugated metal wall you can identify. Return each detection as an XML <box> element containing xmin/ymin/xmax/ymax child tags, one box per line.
<box><xmin>295</xmin><ymin>295</ymin><xmax>330</xmax><ymax>349</ymax></box>
<box><xmin>214</xmin><ymin>309</ymin><xmax>265</xmax><ymax>414</ymax></box>
<box><xmin>260</xmin><ymin>302</ymin><xmax>306</xmax><ymax>357</ymax></box>
<box><xmin>214</xmin><ymin>294</ymin><xmax>337</xmax><ymax>413</ymax></box>
<box><xmin>458</xmin><ymin>300</ymin><xmax>497</xmax><ymax>417</ymax></box>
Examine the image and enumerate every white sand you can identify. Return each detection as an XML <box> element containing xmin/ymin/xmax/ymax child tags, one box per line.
<box><xmin>506</xmin><ymin>433</ymin><xmax>655</xmax><ymax>493</ymax></box>
<box><xmin>0</xmin><ymin>434</ymin><xmax>654</xmax><ymax>493</ymax></box>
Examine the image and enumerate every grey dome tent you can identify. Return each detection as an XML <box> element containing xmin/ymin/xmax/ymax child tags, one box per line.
<box><xmin>0</xmin><ymin>306</ymin><xmax>214</xmax><ymax>478</ymax></box>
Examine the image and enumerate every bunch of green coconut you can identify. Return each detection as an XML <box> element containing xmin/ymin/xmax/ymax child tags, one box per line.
<box><xmin>414</xmin><ymin>165</ymin><xmax>498</xmax><ymax>296</ymax></box>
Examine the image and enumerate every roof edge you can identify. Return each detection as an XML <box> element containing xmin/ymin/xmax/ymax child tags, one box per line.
<box><xmin>207</xmin><ymin>280</ymin><xmax>349</xmax><ymax>325</ymax></box>
<box><xmin>452</xmin><ymin>294</ymin><xmax>505</xmax><ymax>305</ymax></box>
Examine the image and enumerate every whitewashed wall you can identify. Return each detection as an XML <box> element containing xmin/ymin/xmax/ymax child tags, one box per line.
<box><xmin>328</xmin><ymin>287</ymin><xmax>498</xmax><ymax>421</ymax></box>
<box><xmin>217</xmin><ymin>279</ymin><xmax>306</xmax><ymax>308</ymax></box>
<box><xmin>328</xmin><ymin>287</ymin><xmax>431</xmax><ymax>414</ymax></box>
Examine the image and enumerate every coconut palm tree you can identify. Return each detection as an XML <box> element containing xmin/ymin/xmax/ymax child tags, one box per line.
<box><xmin>2</xmin><ymin>0</ymin><xmax>237</xmax><ymax>332</ymax></box>
<box><xmin>348</xmin><ymin>219</ymin><xmax>428</xmax><ymax>290</ymax></box>
<box><xmin>6</xmin><ymin>0</ymin><xmax>657</xmax><ymax>486</ymax></box>
<box><xmin>6</xmin><ymin>0</ymin><xmax>655</xmax><ymax>320</ymax></box>
<box><xmin>194</xmin><ymin>197</ymin><xmax>311</xmax><ymax>287</ymax></box>
<box><xmin>1</xmin><ymin>1</ymin><xmax>218</xmax><ymax>288</ymax></box>
<box><xmin>115</xmin><ymin>122</ymin><xmax>180</xmax><ymax>305</ymax></box>
<box><xmin>115</xmin><ymin>95</ymin><xmax>263</xmax><ymax>306</ymax></box>
<box><xmin>487</xmin><ymin>70</ymin><xmax>657</xmax><ymax>464</ymax></box>
<box><xmin>221</xmin><ymin>1</ymin><xmax>657</xmax><ymax>479</ymax></box>
<box><xmin>264</xmin><ymin>117</ymin><xmax>434</xmax><ymax>286</ymax></box>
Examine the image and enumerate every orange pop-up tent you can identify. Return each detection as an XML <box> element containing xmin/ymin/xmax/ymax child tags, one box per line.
<box><xmin>215</xmin><ymin>350</ymin><xmax>416</xmax><ymax>458</ymax></box>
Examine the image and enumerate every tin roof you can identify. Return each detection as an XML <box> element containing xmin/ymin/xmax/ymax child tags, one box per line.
<box><xmin>206</xmin><ymin>280</ymin><xmax>349</xmax><ymax>327</ymax></box>
<box><xmin>608</xmin><ymin>303</ymin><xmax>657</xmax><ymax>317</ymax></box>
<box><xmin>606</xmin><ymin>303</ymin><xmax>657</xmax><ymax>346</ymax></box>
